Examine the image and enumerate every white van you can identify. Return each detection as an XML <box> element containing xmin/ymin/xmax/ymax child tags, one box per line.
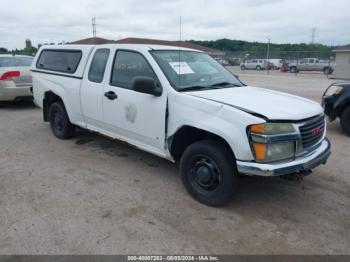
<box><xmin>31</xmin><ymin>44</ymin><xmax>331</xmax><ymax>206</ymax></box>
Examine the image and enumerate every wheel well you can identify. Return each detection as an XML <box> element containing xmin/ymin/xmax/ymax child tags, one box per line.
<box><xmin>169</xmin><ymin>126</ymin><xmax>234</xmax><ymax>162</ymax></box>
<box><xmin>43</xmin><ymin>91</ymin><xmax>63</xmax><ymax>121</ymax></box>
<box><xmin>338</xmin><ymin>102</ymin><xmax>350</xmax><ymax>118</ymax></box>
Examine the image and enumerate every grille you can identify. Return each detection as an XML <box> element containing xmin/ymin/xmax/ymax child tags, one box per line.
<box><xmin>299</xmin><ymin>115</ymin><xmax>325</xmax><ymax>149</ymax></box>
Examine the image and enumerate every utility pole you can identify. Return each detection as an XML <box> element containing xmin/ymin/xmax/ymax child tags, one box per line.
<box><xmin>311</xmin><ymin>27</ymin><xmax>316</xmax><ymax>44</ymax></box>
<box><xmin>92</xmin><ymin>17</ymin><xmax>96</xmax><ymax>37</ymax></box>
<box><xmin>266</xmin><ymin>37</ymin><xmax>271</xmax><ymax>74</ymax></box>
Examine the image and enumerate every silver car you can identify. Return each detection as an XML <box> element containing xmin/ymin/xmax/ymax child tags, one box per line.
<box><xmin>240</xmin><ymin>59</ymin><xmax>267</xmax><ymax>70</ymax></box>
<box><xmin>0</xmin><ymin>54</ymin><xmax>33</xmax><ymax>101</ymax></box>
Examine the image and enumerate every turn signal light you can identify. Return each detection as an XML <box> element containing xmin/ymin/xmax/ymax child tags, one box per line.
<box><xmin>253</xmin><ymin>143</ymin><xmax>266</xmax><ymax>161</ymax></box>
<box><xmin>250</xmin><ymin>124</ymin><xmax>265</xmax><ymax>133</ymax></box>
<box><xmin>0</xmin><ymin>71</ymin><xmax>20</xmax><ymax>81</ymax></box>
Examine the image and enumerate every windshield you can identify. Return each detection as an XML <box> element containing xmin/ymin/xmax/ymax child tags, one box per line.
<box><xmin>151</xmin><ymin>50</ymin><xmax>243</xmax><ymax>91</ymax></box>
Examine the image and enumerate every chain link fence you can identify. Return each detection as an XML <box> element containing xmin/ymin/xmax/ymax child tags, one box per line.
<box><xmin>216</xmin><ymin>50</ymin><xmax>336</xmax><ymax>78</ymax></box>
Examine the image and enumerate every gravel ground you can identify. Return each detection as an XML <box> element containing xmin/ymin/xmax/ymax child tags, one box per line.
<box><xmin>0</xmin><ymin>69</ymin><xmax>349</xmax><ymax>254</ymax></box>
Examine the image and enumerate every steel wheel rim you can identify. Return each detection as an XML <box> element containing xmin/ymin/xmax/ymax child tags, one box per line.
<box><xmin>189</xmin><ymin>155</ymin><xmax>221</xmax><ymax>193</ymax></box>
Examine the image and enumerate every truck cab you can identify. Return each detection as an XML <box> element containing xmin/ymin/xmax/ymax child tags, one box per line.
<box><xmin>31</xmin><ymin>44</ymin><xmax>331</xmax><ymax>206</ymax></box>
<box><xmin>290</xmin><ymin>58</ymin><xmax>334</xmax><ymax>74</ymax></box>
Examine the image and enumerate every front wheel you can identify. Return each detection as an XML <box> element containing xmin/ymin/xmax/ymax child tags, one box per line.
<box><xmin>49</xmin><ymin>102</ymin><xmax>75</xmax><ymax>139</ymax></box>
<box><xmin>340</xmin><ymin>106</ymin><xmax>350</xmax><ymax>136</ymax></box>
<box><xmin>180</xmin><ymin>140</ymin><xmax>238</xmax><ymax>206</ymax></box>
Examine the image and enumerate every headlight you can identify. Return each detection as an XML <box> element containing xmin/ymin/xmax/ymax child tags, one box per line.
<box><xmin>249</xmin><ymin>123</ymin><xmax>296</xmax><ymax>163</ymax></box>
<box><xmin>252</xmin><ymin>142</ymin><xmax>295</xmax><ymax>162</ymax></box>
<box><xmin>250</xmin><ymin>123</ymin><xmax>295</xmax><ymax>135</ymax></box>
<box><xmin>324</xmin><ymin>85</ymin><xmax>343</xmax><ymax>97</ymax></box>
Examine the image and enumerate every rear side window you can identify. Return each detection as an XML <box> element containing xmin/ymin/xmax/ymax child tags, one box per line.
<box><xmin>36</xmin><ymin>50</ymin><xmax>82</xmax><ymax>74</ymax></box>
<box><xmin>88</xmin><ymin>49</ymin><xmax>110</xmax><ymax>83</ymax></box>
<box><xmin>0</xmin><ymin>57</ymin><xmax>33</xmax><ymax>67</ymax></box>
<box><xmin>110</xmin><ymin>51</ymin><xmax>156</xmax><ymax>89</ymax></box>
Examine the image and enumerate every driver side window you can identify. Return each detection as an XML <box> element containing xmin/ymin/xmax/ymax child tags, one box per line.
<box><xmin>110</xmin><ymin>50</ymin><xmax>156</xmax><ymax>90</ymax></box>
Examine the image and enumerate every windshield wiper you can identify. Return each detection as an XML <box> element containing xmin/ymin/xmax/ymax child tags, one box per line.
<box><xmin>180</xmin><ymin>85</ymin><xmax>213</xmax><ymax>92</ymax></box>
<box><xmin>210</xmin><ymin>82</ymin><xmax>241</xmax><ymax>87</ymax></box>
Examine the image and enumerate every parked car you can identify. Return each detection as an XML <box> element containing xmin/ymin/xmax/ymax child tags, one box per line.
<box><xmin>240</xmin><ymin>59</ymin><xmax>267</xmax><ymax>70</ymax></box>
<box><xmin>31</xmin><ymin>45</ymin><xmax>331</xmax><ymax>206</ymax></box>
<box><xmin>266</xmin><ymin>61</ymin><xmax>275</xmax><ymax>70</ymax></box>
<box><xmin>0</xmin><ymin>54</ymin><xmax>34</xmax><ymax>102</ymax></box>
<box><xmin>289</xmin><ymin>58</ymin><xmax>334</xmax><ymax>74</ymax></box>
<box><xmin>268</xmin><ymin>59</ymin><xmax>284</xmax><ymax>70</ymax></box>
<box><xmin>227</xmin><ymin>57</ymin><xmax>242</xmax><ymax>66</ymax></box>
<box><xmin>322</xmin><ymin>82</ymin><xmax>350</xmax><ymax>136</ymax></box>
<box><xmin>215</xmin><ymin>58</ymin><xmax>230</xmax><ymax>66</ymax></box>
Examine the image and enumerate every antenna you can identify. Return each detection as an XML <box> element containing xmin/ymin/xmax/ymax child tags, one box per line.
<box><xmin>92</xmin><ymin>17</ymin><xmax>97</xmax><ymax>37</ymax></box>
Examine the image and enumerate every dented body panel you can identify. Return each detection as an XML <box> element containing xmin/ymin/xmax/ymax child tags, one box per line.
<box><xmin>166</xmin><ymin>91</ymin><xmax>264</xmax><ymax>160</ymax></box>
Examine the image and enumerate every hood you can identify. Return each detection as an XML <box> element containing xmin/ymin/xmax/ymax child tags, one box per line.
<box><xmin>187</xmin><ymin>86</ymin><xmax>323</xmax><ymax>120</ymax></box>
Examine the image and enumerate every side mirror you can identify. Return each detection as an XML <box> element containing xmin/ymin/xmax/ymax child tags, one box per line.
<box><xmin>132</xmin><ymin>76</ymin><xmax>162</xmax><ymax>97</ymax></box>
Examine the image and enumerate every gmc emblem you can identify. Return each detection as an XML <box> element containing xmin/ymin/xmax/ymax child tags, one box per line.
<box><xmin>311</xmin><ymin>127</ymin><xmax>322</xmax><ymax>136</ymax></box>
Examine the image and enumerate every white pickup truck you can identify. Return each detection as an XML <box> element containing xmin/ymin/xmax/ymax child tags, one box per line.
<box><xmin>31</xmin><ymin>44</ymin><xmax>331</xmax><ymax>206</ymax></box>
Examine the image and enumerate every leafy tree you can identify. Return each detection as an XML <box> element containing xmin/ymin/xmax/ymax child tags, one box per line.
<box><xmin>0</xmin><ymin>47</ymin><xmax>8</xmax><ymax>53</ymax></box>
<box><xmin>189</xmin><ymin>38</ymin><xmax>334</xmax><ymax>59</ymax></box>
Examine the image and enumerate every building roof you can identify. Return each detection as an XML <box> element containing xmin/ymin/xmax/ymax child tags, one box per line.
<box><xmin>69</xmin><ymin>37</ymin><xmax>116</xmax><ymax>45</ymax></box>
<box><xmin>334</xmin><ymin>44</ymin><xmax>350</xmax><ymax>52</ymax></box>
<box><xmin>115</xmin><ymin>37</ymin><xmax>223</xmax><ymax>55</ymax></box>
<box><xmin>69</xmin><ymin>37</ymin><xmax>223</xmax><ymax>55</ymax></box>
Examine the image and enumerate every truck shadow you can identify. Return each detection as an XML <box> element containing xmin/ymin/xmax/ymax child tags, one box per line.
<box><xmin>73</xmin><ymin>128</ymin><xmax>178</xmax><ymax>176</ymax></box>
<box><xmin>72</xmin><ymin>128</ymin><xmax>310</xmax><ymax>208</ymax></box>
<box><xmin>0</xmin><ymin>100</ymin><xmax>36</xmax><ymax>110</ymax></box>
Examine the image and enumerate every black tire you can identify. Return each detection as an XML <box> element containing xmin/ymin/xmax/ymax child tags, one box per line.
<box><xmin>48</xmin><ymin>102</ymin><xmax>75</xmax><ymax>139</ymax></box>
<box><xmin>180</xmin><ymin>140</ymin><xmax>238</xmax><ymax>207</ymax></box>
<box><xmin>290</xmin><ymin>66</ymin><xmax>297</xmax><ymax>73</ymax></box>
<box><xmin>256</xmin><ymin>65</ymin><xmax>261</xmax><ymax>70</ymax></box>
<box><xmin>323</xmin><ymin>67</ymin><xmax>332</xmax><ymax>75</ymax></box>
<box><xmin>340</xmin><ymin>106</ymin><xmax>350</xmax><ymax>136</ymax></box>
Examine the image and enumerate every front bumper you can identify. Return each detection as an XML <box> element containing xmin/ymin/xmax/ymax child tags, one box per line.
<box><xmin>236</xmin><ymin>138</ymin><xmax>331</xmax><ymax>176</ymax></box>
<box><xmin>322</xmin><ymin>96</ymin><xmax>337</xmax><ymax>120</ymax></box>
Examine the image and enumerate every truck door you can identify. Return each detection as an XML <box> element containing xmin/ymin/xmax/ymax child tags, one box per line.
<box><xmin>306</xmin><ymin>58</ymin><xmax>315</xmax><ymax>71</ymax></box>
<box><xmin>81</xmin><ymin>48</ymin><xmax>110</xmax><ymax>128</ymax></box>
<box><xmin>298</xmin><ymin>59</ymin><xmax>306</xmax><ymax>70</ymax></box>
<box><xmin>102</xmin><ymin>50</ymin><xmax>167</xmax><ymax>156</ymax></box>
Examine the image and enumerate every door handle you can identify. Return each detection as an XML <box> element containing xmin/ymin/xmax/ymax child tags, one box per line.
<box><xmin>104</xmin><ymin>91</ymin><xmax>118</xmax><ymax>100</ymax></box>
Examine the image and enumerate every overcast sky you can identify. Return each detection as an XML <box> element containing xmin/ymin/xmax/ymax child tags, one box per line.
<box><xmin>0</xmin><ymin>0</ymin><xmax>349</xmax><ymax>50</ymax></box>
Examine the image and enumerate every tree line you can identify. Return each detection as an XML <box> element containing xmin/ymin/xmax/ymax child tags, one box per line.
<box><xmin>189</xmin><ymin>39</ymin><xmax>335</xmax><ymax>59</ymax></box>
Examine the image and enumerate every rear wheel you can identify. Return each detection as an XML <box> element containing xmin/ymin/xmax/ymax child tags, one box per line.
<box><xmin>180</xmin><ymin>140</ymin><xmax>238</xmax><ymax>206</ymax></box>
<box><xmin>290</xmin><ymin>66</ymin><xmax>297</xmax><ymax>73</ymax></box>
<box><xmin>340</xmin><ymin>106</ymin><xmax>350</xmax><ymax>136</ymax></box>
<box><xmin>49</xmin><ymin>102</ymin><xmax>75</xmax><ymax>139</ymax></box>
<box><xmin>323</xmin><ymin>67</ymin><xmax>332</xmax><ymax>75</ymax></box>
